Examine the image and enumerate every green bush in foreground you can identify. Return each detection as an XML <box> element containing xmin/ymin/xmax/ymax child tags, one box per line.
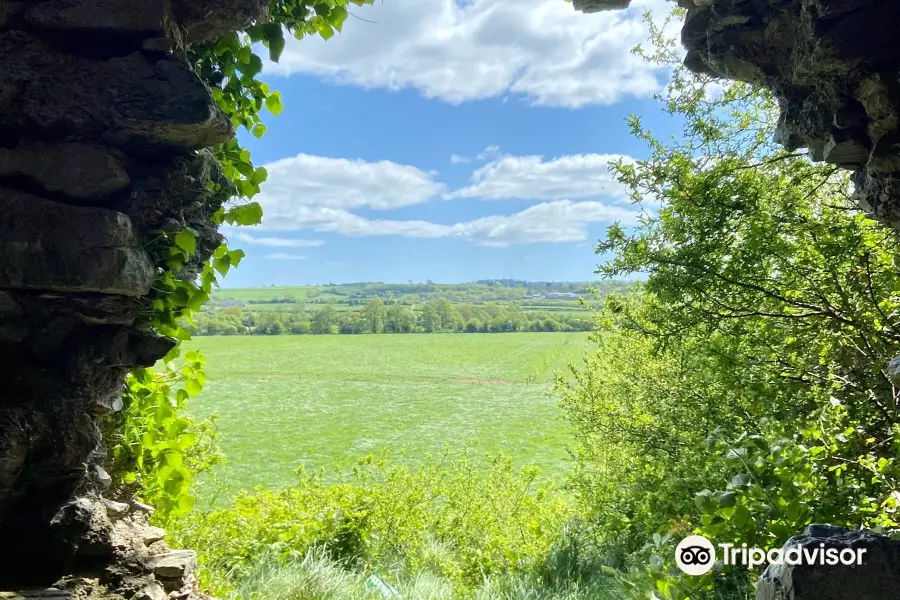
<box><xmin>171</xmin><ymin>450</ymin><xmax>572</xmax><ymax>598</ymax></box>
<box><xmin>556</xmin><ymin>13</ymin><xmax>900</xmax><ymax>600</ymax></box>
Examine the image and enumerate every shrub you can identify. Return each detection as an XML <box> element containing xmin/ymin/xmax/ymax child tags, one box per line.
<box><xmin>171</xmin><ymin>450</ymin><xmax>571</xmax><ymax>596</ymax></box>
<box><xmin>555</xmin><ymin>11</ymin><xmax>900</xmax><ymax>600</ymax></box>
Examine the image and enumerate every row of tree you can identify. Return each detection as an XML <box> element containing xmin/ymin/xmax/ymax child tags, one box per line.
<box><xmin>188</xmin><ymin>298</ymin><xmax>594</xmax><ymax>336</ymax></box>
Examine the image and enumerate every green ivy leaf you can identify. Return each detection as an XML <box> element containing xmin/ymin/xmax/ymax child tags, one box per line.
<box><xmin>265</xmin><ymin>92</ymin><xmax>284</xmax><ymax>116</ymax></box>
<box><xmin>316</xmin><ymin>21</ymin><xmax>335</xmax><ymax>40</ymax></box>
<box><xmin>330</xmin><ymin>5</ymin><xmax>348</xmax><ymax>32</ymax></box>
<box><xmin>177</xmin><ymin>494</ymin><xmax>196</xmax><ymax>514</ymax></box>
<box><xmin>214</xmin><ymin>255</ymin><xmax>232</xmax><ymax>277</ymax></box>
<box><xmin>174</xmin><ymin>230</ymin><xmax>197</xmax><ymax>256</ymax></box>
<box><xmin>228</xmin><ymin>248</ymin><xmax>247</xmax><ymax>268</ymax></box>
<box><xmin>227</xmin><ymin>202</ymin><xmax>264</xmax><ymax>226</ymax></box>
<box><xmin>185</xmin><ymin>378</ymin><xmax>203</xmax><ymax>397</ymax></box>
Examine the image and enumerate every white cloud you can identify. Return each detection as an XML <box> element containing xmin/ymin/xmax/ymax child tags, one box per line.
<box><xmin>258</xmin><ymin>205</ymin><xmax>453</xmax><ymax>237</ymax></box>
<box><xmin>251</xmin><ymin>200</ymin><xmax>639</xmax><ymax>247</ymax></box>
<box><xmin>234</xmin><ymin>232</ymin><xmax>324</xmax><ymax>247</ymax></box>
<box><xmin>476</xmin><ymin>146</ymin><xmax>501</xmax><ymax>162</ymax></box>
<box><xmin>267</xmin><ymin>0</ymin><xmax>675</xmax><ymax>108</ymax></box>
<box><xmin>450</xmin><ymin>146</ymin><xmax>501</xmax><ymax>166</ymax></box>
<box><xmin>261</xmin><ymin>153</ymin><xmax>445</xmax><ymax>213</ymax></box>
<box><xmin>326</xmin><ymin>261</ymin><xmax>344</xmax><ymax>267</ymax></box>
<box><xmin>265</xmin><ymin>253</ymin><xmax>309</xmax><ymax>260</ymax></box>
<box><xmin>450</xmin><ymin>199</ymin><xmax>640</xmax><ymax>245</ymax></box>
<box><xmin>245</xmin><ymin>151</ymin><xmax>643</xmax><ymax>247</ymax></box>
<box><xmin>451</xmin><ymin>152</ymin><xmax>632</xmax><ymax>201</ymax></box>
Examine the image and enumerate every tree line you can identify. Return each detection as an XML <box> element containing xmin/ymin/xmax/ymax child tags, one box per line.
<box><xmin>188</xmin><ymin>297</ymin><xmax>594</xmax><ymax>336</ymax></box>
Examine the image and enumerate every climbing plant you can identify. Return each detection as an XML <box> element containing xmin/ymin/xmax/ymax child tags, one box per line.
<box><xmin>103</xmin><ymin>0</ymin><xmax>375</xmax><ymax>521</ymax></box>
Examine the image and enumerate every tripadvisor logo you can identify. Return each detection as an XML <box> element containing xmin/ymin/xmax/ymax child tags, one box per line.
<box><xmin>674</xmin><ymin>535</ymin><xmax>868</xmax><ymax>576</ymax></box>
<box><xmin>675</xmin><ymin>535</ymin><xmax>716</xmax><ymax>576</ymax></box>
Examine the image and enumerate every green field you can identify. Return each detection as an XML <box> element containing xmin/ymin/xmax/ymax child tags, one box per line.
<box><xmin>188</xmin><ymin>333</ymin><xmax>589</xmax><ymax>494</ymax></box>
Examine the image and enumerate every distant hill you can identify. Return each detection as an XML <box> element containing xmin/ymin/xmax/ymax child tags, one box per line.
<box><xmin>210</xmin><ymin>280</ymin><xmax>631</xmax><ymax>307</ymax></box>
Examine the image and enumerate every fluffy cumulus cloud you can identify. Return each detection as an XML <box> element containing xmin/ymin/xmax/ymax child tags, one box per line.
<box><xmin>261</xmin><ymin>154</ymin><xmax>445</xmax><ymax>212</ymax></box>
<box><xmin>451</xmin><ymin>152</ymin><xmax>632</xmax><ymax>201</ymax></box>
<box><xmin>450</xmin><ymin>199</ymin><xmax>640</xmax><ymax>245</ymax></box>
<box><xmin>251</xmin><ymin>200</ymin><xmax>640</xmax><ymax>247</ymax></box>
<box><xmin>257</xmin><ymin>205</ymin><xmax>452</xmax><ymax>237</ymax></box>
<box><xmin>268</xmin><ymin>0</ymin><xmax>674</xmax><ymax>108</ymax></box>
<box><xmin>247</xmin><ymin>151</ymin><xmax>642</xmax><ymax>246</ymax></box>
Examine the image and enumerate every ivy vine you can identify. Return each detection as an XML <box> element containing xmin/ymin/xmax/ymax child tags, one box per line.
<box><xmin>104</xmin><ymin>0</ymin><xmax>375</xmax><ymax>521</ymax></box>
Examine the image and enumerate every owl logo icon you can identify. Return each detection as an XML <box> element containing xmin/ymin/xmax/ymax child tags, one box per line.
<box><xmin>675</xmin><ymin>535</ymin><xmax>715</xmax><ymax>575</ymax></box>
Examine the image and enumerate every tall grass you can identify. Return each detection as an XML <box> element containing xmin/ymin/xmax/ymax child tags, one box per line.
<box><xmin>231</xmin><ymin>549</ymin><xmax>623</xmax><ymax>600</ymax></box>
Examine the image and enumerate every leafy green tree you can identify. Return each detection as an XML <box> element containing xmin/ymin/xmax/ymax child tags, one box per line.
<box><xmin>434</xmin><ymin>298</ymin><xmax>459</xmax><ymax>330</ymax></box>
<box><xmin>557</xmin><ymin>13</ymin><xmax>900</xmax><ymax>599</ymax></box>
<box><xmin>386</xmin><ymin>304</ymin><xmax>416</xmax><ymax>333</ymax></box>
<box><xmin>420</xmin><ymin>303</ymin><xmax>439</xmax><ymax>333</ymax></box>
<box><xmin>363</xmin><ymin>297</ymin><xmax>386</xmax><ymax>333</ymax></box>
<box><xmin>312</xmin><ymin>305</ymin><xmax>337</xmax><ymax>334</ymax></box>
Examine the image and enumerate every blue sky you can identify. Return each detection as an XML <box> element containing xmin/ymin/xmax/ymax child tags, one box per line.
<box><xmin>223</xmin><ymin>0</ymin><xmax>679</xmax><ymax>286</ymax></box>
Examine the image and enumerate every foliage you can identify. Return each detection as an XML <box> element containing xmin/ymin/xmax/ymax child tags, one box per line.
<box><xmin>556</xmin><ymin>11</ymin><xmax>900</xmax><ymax>600</ymax></box>
<box><xmin>189</xmin><ymin>302</ymin><xmax>595</xmax><ymax>336</ymax></box>
<box><xmin>102</xmin><ymin>351</ymin><xmax>223</xmax><ymax>519</ymax></box>
<box><xmin>170</xmin><ymin>451</ymin><xmax>571</xmax><ymax>597</ymax></box>
<box><xmin>608</xmin><ymin>401</ymin><xmax>900</xmax><ymax>600</ymax></box>
<box><xmin>556</xmin><ymin>314</ymin><xmax>731</xmax><ymax>559</ymax></box>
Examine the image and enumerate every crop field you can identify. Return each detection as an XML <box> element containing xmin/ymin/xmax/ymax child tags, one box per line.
<box><xmin>187</xmin><ymin>332</ymin><xmax>590</xmax><ymax>495</ymax></box>
<box><xmin>212</xmin><ymin>285</ymin><xmax>324</xmax><ymax>302</ymax></box>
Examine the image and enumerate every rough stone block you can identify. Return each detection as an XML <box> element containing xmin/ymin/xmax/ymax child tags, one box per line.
<box><xmin>0</xmin><ymin>142</ymin><xmax>130</xmax><ymax>201</ymax></box>
<box><xmin>87</xmin><ymin>393</ymin><xmax>124</xmax><ymax>417</ymax></box>
<box><xmin>147</xmin><ymin>549</ymin><xmax>196</xmax><ymax>580</ymax></box>
<box><xmin>852</xmin><ymin>170</ymin><xmax>900</xmax><ymax>231</ymax></box>
<box><xmin>573</xmin><ymin>0</ymin><xmax>631</xmax><ymax>12</ymax></box>
<box><xmin>101</xmin><ymin>498</ymin><xmax>130</xmax><ymax>518</ymax></box>
<box><xmin>142</xmin><ymin>526</ymin><xmax>167</xmax><ymax>546</ymax></box>
<box><xmin>133</xmin><ymin>582</ymin><xmax>166</xmax><ymax>600</ymax></box>
<box><xmin>822</xmin><ymin>132</ymin><xmax>871</xmax><ymax>168</ymax></box>
<box><xmin>0</xmin><ymin>291</ymin><xmax>26</xmax><ymax>343</ymax></box>
<box><xmin>131</xmin><ymin>500</ymin><xmax>156</xmax><ymax>515</ymax></box>
<box><xmin>0</xmin><ymin>1</ymin><xmax>24</xmax><ymax>29</ymax></box>
<box><xmin>25</xmin><ymin>0</ymin><xmax>173</xmax><ymax>39</ymax></box>
<box><xmin>0</xmin><ymin>32</ymin><xmax>232</xmax><ymax>153</ymax></box>
<box><xmin>0</xmin><ymin>590</ymin><xmax>71</xmax><ymax>599</ymax></box>
<box><xmin>0</xmin><ymin>190</ymin><xmax>154</xmax><ymax>296</ymax></box>
<box><xmin>757</xmin><ymin>524</ymin><xmax>900</xmax><ymax>600</ymax></box>
<box><xmin>172</xmin><ymin>0</ymin><xmax>266</xmax><ymax>44</ymax></box>
<box><xmin>94</xmin><ymin>465</ymin><xmax>112</xmax><ymax>490</ymax></box>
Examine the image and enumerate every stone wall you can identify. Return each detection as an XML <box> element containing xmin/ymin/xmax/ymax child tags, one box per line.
<box><xmin>576</xmin><ymin>0</ymin><xmax>900</xmax><ymax>233</ymax></box>
<box><xmin>757</xmin><ymin>524</ymin><xmax>900</xmax><ymax>600</ymax></box>
<box><xmin>0</xmin><ymin>0</ymin><xmax>262</xmax><ymax>595</ymax></box>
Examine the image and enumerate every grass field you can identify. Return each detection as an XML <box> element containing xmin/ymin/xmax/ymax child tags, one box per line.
<box><xmin>187</xmin><ymin>333</ymin><xmax>589</xmax><ymax>495</ymax></box>
<box><xmin>212</xmin><ymin>286</ymin><xmax>322</xmax><ymax>301</ymax></box>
